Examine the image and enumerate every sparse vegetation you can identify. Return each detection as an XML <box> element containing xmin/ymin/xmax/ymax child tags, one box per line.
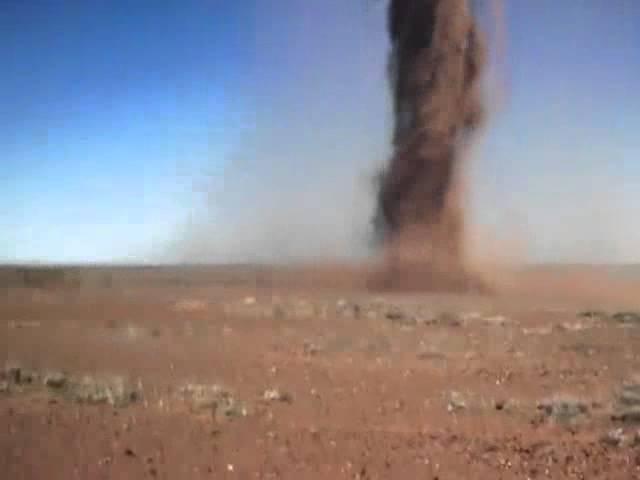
<box><xmin>537</xmin><ymin>396</ymin><xmax>590</xmax><ymax>425</ymax></box>
<box><xmin>3</xmin><ymin>265</ymin><xmax>640</xmax><ymax>478</ymax></box>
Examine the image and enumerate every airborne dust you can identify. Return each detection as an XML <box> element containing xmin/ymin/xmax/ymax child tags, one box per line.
<box><xmin>169</xmin><ymin>1</ymin><xmax>639</xmax><ymax>293</ymax></box>
<box><xmin>371</xmin><ymin>0</ymin><xmax>489</xmax><ymax>291</ymax></box>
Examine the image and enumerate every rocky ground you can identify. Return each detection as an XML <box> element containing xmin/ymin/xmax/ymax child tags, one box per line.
<box><xmin>2</xmin><ymin>267</ymin><xmax>640</xmax><ymax>479</ymax></box>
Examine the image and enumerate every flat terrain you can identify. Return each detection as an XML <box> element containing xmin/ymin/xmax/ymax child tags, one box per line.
<box><xmin>2</xmin><ymin>265</ymin><xmax>640</xmax><ymax>479</ymax></box>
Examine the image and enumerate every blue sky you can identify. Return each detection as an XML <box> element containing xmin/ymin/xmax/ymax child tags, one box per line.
<box><xmin>2</xmin><ymin>1</ymin><xmax>639</xmax><ymax>263</ymax></box>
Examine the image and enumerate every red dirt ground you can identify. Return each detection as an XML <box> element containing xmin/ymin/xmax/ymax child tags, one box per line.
<box><xmin>2</xmin><ymin>265</ymin><xmax>640</xmax><ymax>479</ymax></box>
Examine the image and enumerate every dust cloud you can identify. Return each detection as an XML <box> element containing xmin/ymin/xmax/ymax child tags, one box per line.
<box><xmin>166</xmin><ymin>0</ymin><xmax>639</xmax><ymax>279</ymax></box>
<box><xmin>167</xmin><ymin>2</ymin><xmax>388</xmax><ymax>266</ymax></box>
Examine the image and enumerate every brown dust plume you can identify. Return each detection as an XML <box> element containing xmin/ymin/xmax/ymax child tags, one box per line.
<box><xmin>371</xmin><ymin>0</ymin><xmax>488</xmax><ymax>291</ymax></box>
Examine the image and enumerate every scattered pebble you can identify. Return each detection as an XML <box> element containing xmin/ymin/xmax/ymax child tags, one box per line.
<box><xmin>43</xmin><ymin>371</ymin><xmax>67</xmax><ymax>390</ymax></box>
<box><xmin>173</xmin><ymin>299</ymin><xmax>207</xmax><ymax>312</ymax></box>
<box><xmin>560</xmin><ymin>321</ymin><xmax>590</xmax><ymax>332</ymax></box>
<box><xmin>484</xmin><ymin>315</ymin><xmax>509</xmax><ymax>327</ymax></box>
<box><xmin>303</xmin><ymin>341</ymin><xmax>322</xmax><ymax>356</ymax></box>
<box><xmin>600</xmin><ymin>428</ymin><xmax>628</xmax><ymax>447</ymax></box>
<box><xmin>447</xmin><ymin>391</ymin><xmax>467</xmax><ymax>413</ymax></box>
<box><xmin>424</xmin><ymin>312</ymin><xmax>462</xmax><ymax>327</ymax></box>
<box><xmin>385</xmin><ymin>308</ymin><xmax>417</xmax><ymax>327</ymax></box>
<box><xmin>123</xmin><ymin>324</ymin><xmax>148</xmax><ymax>341</ymax></box>
<box><xmin>336</xmin><ymin>299</ymin><xmax>360</xmax><ymax>318</ymax></box>
<box><xmin>263</xmin><ymin>388</ymin><xmax>292</xmax><ymax>403</ymax></box>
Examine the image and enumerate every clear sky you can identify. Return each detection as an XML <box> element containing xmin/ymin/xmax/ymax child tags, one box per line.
<box><xmin>2</xmin><ymin>1</ymin><xmax>639</xmax><ymax>264</ymax></box>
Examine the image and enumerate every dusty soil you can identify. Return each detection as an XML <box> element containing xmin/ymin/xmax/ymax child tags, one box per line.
<box><xmin>2</xmin><ymin>265</ymin><xmax>640</xmax><ymax>479</ymax></box>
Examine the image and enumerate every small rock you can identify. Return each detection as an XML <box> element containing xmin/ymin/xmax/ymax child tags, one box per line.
<box><xmin>484</xmin><ymin>315</ymin><xmax>509</xmax><ymax>327</ymax></box>
<box><xmin>215</xmin><ymin>402</ymin><xmax>248</xmax><ymax>423</ymax></box>
<box><xmin>601</xmin><ymin>428</ymin><xmax>628</xmax><ymax>447</ymax></box>
<box><xmin>263</xmin><ymin>388</ymin><xmax>292</xmax><ymax>403</ymax></box>
<box><xmin>0</xmin><ymin>380</ymin><xmax>9</xmax><ymax>394</ymax></box>
<box><xmin>426</xmin><ymin>312</ymin><xmax>462</xmax><ymax>327</ymax></box>
<box><xmin>561</xmin><ymin>322</ymin><xmax>590</xmax><ymax>332</ymax></box>
<box><xmin>303</xmin><ymin>341</ymin><xmax>322</xmax><ymax>356</ymax></box>
<box><xmin>385</xmin><ymin>308</ymin><xmax>417</xmax><ymax>327</ymax></box>
<box><xmin>447</xmin><ymin>391</ymin><xmax>467</xmax><ymax>412</ymax></box>
<box><xmin>173</xmin><ymin>299</ymin><xmax>207</xmax><ymax>312</ymax></box>
<box><xmin>243</xmin><ymin>296</ymin><xmax>256</xmax><ymax>306</ymax></box>
<box><xmin>336</xmin><ymin>299</ymin><xmax>360</xmax><ymax>318</ymax></box>
<box><xmin>123</xmin><ymin>324</ymin><xmax>147</xmax><ymax>341</ymax></box>
<box><xmin>44</xmin><ymin>371</ymin><xmax>67</xmax><ymax>389</ymax></box>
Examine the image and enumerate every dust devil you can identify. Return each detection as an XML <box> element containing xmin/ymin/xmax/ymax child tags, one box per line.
<box><xmin>372</xmin><ymin>0</ymin><xmax>487</xmax><ymax>291</ymax></box>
